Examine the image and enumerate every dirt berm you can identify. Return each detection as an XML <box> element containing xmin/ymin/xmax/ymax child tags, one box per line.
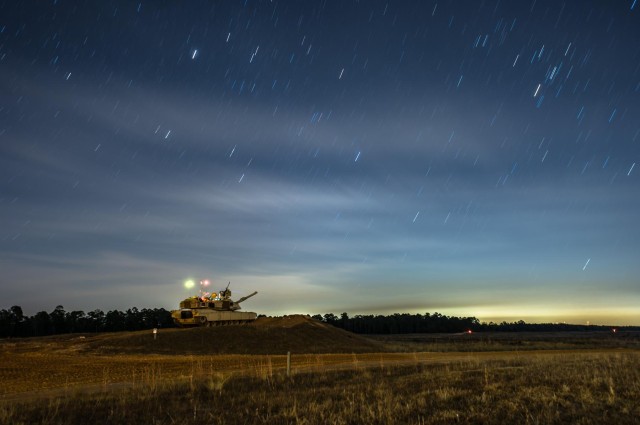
<box><xmin>76</xmin><ymin>315</ymin><xmax>386</xmax><ymax>355</ymax></box>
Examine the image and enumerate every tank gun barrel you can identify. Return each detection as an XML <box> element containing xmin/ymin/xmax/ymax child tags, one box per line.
<box><xmin>236</xmin><ymin>291</ymin><xmax>258</xmax><ymax>304</ymax></box>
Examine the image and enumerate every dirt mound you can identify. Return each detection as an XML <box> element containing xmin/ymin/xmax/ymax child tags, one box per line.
<box><xmin>251</xmin><ymin>314</ymin><xmax>326</xmax><ymax>328</ymax></box>
<box><xmin>76</xmin><ymin>315</ymin><xmax>386</xmax><ymax>355</ymax></box>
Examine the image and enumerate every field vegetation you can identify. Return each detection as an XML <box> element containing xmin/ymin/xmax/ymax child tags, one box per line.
<box><xmin>2</xmin><ymin>352</ymin><xmax>639</xmax><ymax>424</ymax></box>
<box><xmin>372</xmin><ymin>330</ymin><xmax>640</xmax><ymax>352</ymax></box>
<box><xmin>2</xmin><ymin>316</ymin><xmax>639</xmax><ymax>424</ymax></box>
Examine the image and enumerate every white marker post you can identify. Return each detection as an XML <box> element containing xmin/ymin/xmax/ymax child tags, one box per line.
<box><xmin>153</xmin><ymin>328</ymin><xmax>158</xmax><ymax>340</ymax></box>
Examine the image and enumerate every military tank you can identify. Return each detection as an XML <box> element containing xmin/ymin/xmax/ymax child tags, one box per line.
<box><xmin>171</xmin><ymin>282</ymin><xmax>258</xmax><ymax>327</ymax></box>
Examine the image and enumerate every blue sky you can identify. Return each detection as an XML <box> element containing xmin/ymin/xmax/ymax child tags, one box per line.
<box><xmin>1</xmin><ymin>0</ymin><xmax>639</xmax><ymax>324</ymax></box>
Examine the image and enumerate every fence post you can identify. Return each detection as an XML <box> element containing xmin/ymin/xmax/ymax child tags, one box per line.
<box><xmin>287</xmin><ymin>351</ymin><xmax>291</xmax><ymax>377</ymax></box>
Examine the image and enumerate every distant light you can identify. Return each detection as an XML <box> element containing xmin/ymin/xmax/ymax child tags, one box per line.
<box><xmin>202</xmin><ymin>280</ymin><xmax>210</xmax><ymax>286</ymax></box>
<box><xmin>467</xmin><ymin>330</ymin><xmax>473</xmax><ymax>334</ymax></box>
<box><xmin>184</xmin><ymin>280</ymin><xmax>195</xmax><ymax>289</ymax></box>
<box><xmin>612</xmin><ymin>328</ymin><xmax>617</xmax><ymax>333</ymax></box>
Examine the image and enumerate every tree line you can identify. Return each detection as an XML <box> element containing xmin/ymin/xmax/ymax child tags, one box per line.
<box><xmin>0</xmin><ymin>305</ymin><xmax>174</xmax><ymax>338</ymax></box>
<box><xmin>313</xmin><ymin>312</ymin><xmax>636</xmax><ymax>334</ymax></box>
<box><xmin>2</xmin><ymin>306</ymin><xmax>636</xmax><ymax>339</ymax></box>
<box><xmin>313</xmin><ymin>312</ymin><xmax>480</xmax><ymax>334</ymax></box>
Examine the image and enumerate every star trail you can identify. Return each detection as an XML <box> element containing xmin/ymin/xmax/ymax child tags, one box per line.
<box><xmin>1</xmin><ymin>1</ymin><xmax>639</xmax><ymax>324</ymax></box>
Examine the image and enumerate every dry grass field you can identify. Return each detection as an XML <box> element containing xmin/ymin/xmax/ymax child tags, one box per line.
<box><xmin>371</xmin><ymin>330</ymin><xmax>640</xmax><ymax>352</ymax></box>
<box><xmin>1</xmin><ymin>316</ymin><xmax>639</xmax><ymax>424</ymax></box>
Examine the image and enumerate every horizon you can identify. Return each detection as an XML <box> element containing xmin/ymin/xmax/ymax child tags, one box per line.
<box><xmin>7</xmin><ymin>300</ymin><xmax>640</xmax><ymax>328</ymax></box>
<box><xmin>2</xmin><ymin>1</ymin><xmax>639</xmax><ymax>326</ymax></box>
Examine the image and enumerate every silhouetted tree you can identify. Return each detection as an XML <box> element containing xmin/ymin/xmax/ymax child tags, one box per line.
<box><xmin>32</xmin><ymin>311</ymin><xmax>52</xmax><ymax>336</ymax></box>
<box><xmin>0</xmin><ymin>309</ymin><xmax>10</xmax><ymax>337</ymax></box>
<box><xmin>65</xmin><ymin>310</ymin><xmax>85</xmax><ymax>333</ymax></box>
<box><xmin>323</xmin><ymin>313</ymin><xmax>338</xmax><ymax>326</ymax></box>
<box><xmin>125</xmin><ymin>307</ymin><xmax>141</xmax><ymax>331</ymax></box>
<box><xmin>9</xmin><ymin>306</ymin><xmax>27</xmax><ymax>337</ymax></box>
<box><xmin>87</xmin><ymin>309</ymin><xmax>105</xmax><ymax>332</ymax></box>
<box><xmin>340</xmin><ymin>312</ymin><xmax>349</xmax><ymax>331</ymax></box>
<box><xmin>50</xmin><ymin>305</ymin><xmax>67</xmax><ymax>334</ymax></box>
<box><xmin>105</xmin><ymin>310</ymin><xmax>126</xmax><ymax>332</ymax></box>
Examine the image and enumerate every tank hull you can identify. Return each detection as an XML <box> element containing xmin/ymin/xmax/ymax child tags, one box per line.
<box><xmin>172</xmin><ymin>308</ymin><xmax>257</xmax><ymax>327</ymax></box>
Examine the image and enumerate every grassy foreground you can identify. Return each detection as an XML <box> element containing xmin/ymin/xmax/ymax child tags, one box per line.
<box><xmin>2</xmin><ymin>352</ymin><xmax>638</xmax><ymax>425</ymax></box>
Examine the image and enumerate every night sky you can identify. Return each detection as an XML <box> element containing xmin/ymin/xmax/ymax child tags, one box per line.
<box><xmin>1</xmin><ymin>1</ymin><xmax>639</xmax><ymax>325</ymax></box>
